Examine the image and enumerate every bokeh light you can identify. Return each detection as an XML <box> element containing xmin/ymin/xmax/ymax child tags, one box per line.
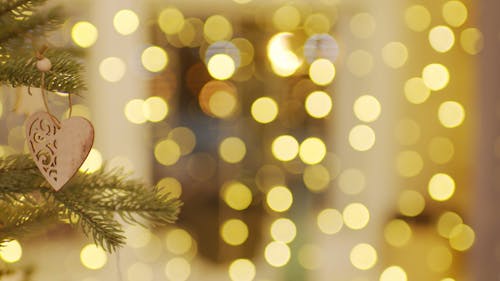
<box><xmin>125</xmin><ymin>99</ymin><xmax>147</xmax><ymax>124</ymax></box>
<box><xmin>438</xmin><ymin>211</ymin><xmax>463</xmax><ymax>238</ymax></box>
<box><xmin>267</xmin><ymin>33</ymin><xmax>302</xmax><ymax>77</ymax></box>
<box><xmin>305</xmin><ymin>91</ymin><xmax>333</xmax><ymax>118</ymax></box>
<box><xmin>127</xmin><ymin>262</ymin><xmax>153</xmax><ymax>281</ymax></box>
<box><xmin>251</xmin><ymin>97</ymin><xmax>278</xmax><ymax>123</ymax></box>
<box><xmin>270</xmin><ymin>218</ymin><xmax>297</xmax><ymax>243</ymax></box>
<box><xmin>272</xmin><ymin>5</ymin><xmax>300</xmax><ymax>31</ymax></box>
<box><xmin>422</xmin><ymin>63</ymin><xmax>450</xmax><ymax>91</ymax></box>
<box><xmin>272</xmin><ymin>135</ymin><xmax>299</xmax><ymax>161</ymax></box>
<box><xmin>141</xmin><ymin>46</ymin><xmax>168</xmax><ymax>72</ymax></box>
<box><xmin>309</xmin><ymin>58</ymin><xmax>336</xmax><ymax>86</ymax></box>
<box><xmin>429</xmin><ymin>137</ymin><xmax>455</xmax><ymax>164</ymax></box>
<box><xmin>449</xmin><ymin>224</ymin><xmax>475</xmax><ymax>251</ymax></box>
<box><xmin>398</xmin><ymin>190</ymin><xmax>425</xmax><ymax>217</ymax></box>
<box><xmin>165</xmin><ymin>257</ymin><xmax>191</xmax><ymax>281</ymax></box>
<box><xmin>338</xmin><ymin>168</ymin><xmax>365</xmax><ymax>195</ymax></box>
<box><xmin>303</xmin><ymin>164</ymin><xmax>330</xmax><ymax>192</ymax></box>
<box><xmin>80</xmin><ymin>244</ymin><xmax>107</xmax><ymax>270</ymax></box>
<box><xmin>405</xmin><ymin>5</ymin><xmax>431</xmax><ymax>32</ymax></box>
<box><xmin>158</xmin><ymin>8</ymin><xmax>184</xmax><ymax>35</ymax></box>
<box><xmin>317</xmin><ymin>208</ymin><xmax>343</xmax><ymax>234</ymax></box>
<box><xmin>350</xmin><ymin>243</ymin><xmax>377</xmax><ymax>270</ymax></box>
<box><xmin>207</xmin><ymin>54</ymin><xmax>236</xmax><ymax>80</ymax></box>
<box><xmin>99</xmin><ymin>57</ymin><xmax>126</xmax><ymax>82</ymax></box>
<box><xmin>380</xmin><ymin>266</ymin><xmax>407</xmax><ymax>281</ymax></box>
<box><xmin>299</xmin><ymin>137</ymin><xmax>326</xmax><ymax>165</ymax></box>
<box><xmin>442</xmin><ymin>1</ymin><xmax>468</xmax><ymax>27</ymax></box>
<box><xmin>343</xmin><ymin>203</ymin><xmax>370</xmax><ymax>230</ymax></box>
<box><xmin>71</xmin><ymin>21</ymin><xmax>98</xmax><ymax>48</ymax></box>
<box><xmin>384</xmin><ymin>219</ymin><xmax>412</xmax><ymax>247</ymax></box>
<box><xmin>219</xmin><ymin>137</ymin><xmax>246</xmax><ymax>163</ymax></box>
<box><xmin>166</xmin><ymin>229</ymin><xmax>193</xmax><ymax>255</ymax></box>
<box><xmin>144</xmin><ymin>96</ymin><xmax>168</xmax><ymax>122</ymax></box>
<box><xmin>80</xmin><ymin>148</ymin><xmax>102</xmax><ymax>173</ymax></box>
<box><xmin>404</xmin><ymin>77</ymin><xmax>431</xmax><ymax>104</ymax></box>
<box><xmin>0</xmin><ymin>240</ymin><xmax>22</xmax><ymax>263</ymax></box>
<box><xmin>220</xmin><ymin>219</ymin><xmax>249</xmax><ymax>246</ymax></box>
<box><xmin>353</xmin><ymin>95</ymin><xmax>381</xmax><ymax>123</ymax></box>
<box><xmin>113</xmin><ymin>9</ymin><xmax>139</xmax><ymax>35</ymax></box>
<box><xmin>427</xmin><ymin>245</ymin><xmax>453</xmax><ymax>272</ymax></box>
<box><xmin>382</xmin><ymin>42</ymin><xmax>408</xmax><ymax>68</ymax></box>
<box><xmin>428</xmin><ymin>173</ymin><xmax>456</xmax><ymax>201</ymax></box>
<box><xmin>266</xmin><ymin>186</ymin><xmax>293</xmax><ymax>212</ymax></box>
<box><xmin>158</xmin><ymin>177</ymin><xmax>182</xmax><ymax>198</ymax></box>
<box><xmin>264</xmin><ymin>241</ymin><xmax>291</xmax><ymax>267</ymax></box>
<box><xmin>154</xmin><ymin>139</ymin><xmax>181</xmax><ymax>166</ymax></box>
<box><xmin>429</xmin><ymin>25</ymin><xmax>455</xmax><ymax>53</ymax></box>
<box><xmin>396</xmin><ymin>150</ymin><xmax>423</xmax><ymax>178</ymax></box>
<box><xmin>461</xmin><ymin>28</ymin><xmax>484</xmax><ymax>55</ymax></box>
<box><xmin>222</xmin><ymin>181</ymin><xmax>252</xmax><ymax>210</ymax></box>
<box><xmin>229</xmin><ymin>259</ymin><xmax>256</xmax><ymax>281</ymax></box>
<box><xmin>349</xmin><ymin>125</ymin><xmax>376</xmax><ymax>151</ymax></box>
<box><xmin>204</xmin><ymin>15</ymin><xmax>232</xmax><ymax>42</ymax></box>
<box><xmin>438</xmin><ymin>101</ymin><xmax>465</xmax><ymax>128</ymax></box>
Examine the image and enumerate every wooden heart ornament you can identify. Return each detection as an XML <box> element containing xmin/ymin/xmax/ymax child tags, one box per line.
<box><xmin>26</xmin><ymin>111</ymin><xmax>94</xmax><ymax>191</ymax></box>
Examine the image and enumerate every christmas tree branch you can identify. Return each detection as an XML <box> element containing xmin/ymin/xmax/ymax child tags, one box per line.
<box><xmin>0</xmin><ymin>154</ymin><xmax>182</xmax><ymax>252</ymax></box>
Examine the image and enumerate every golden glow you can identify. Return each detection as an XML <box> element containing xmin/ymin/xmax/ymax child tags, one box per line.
<box><xmin>405</xmin><ymin>5</ymin><xmax>431</xmax><ymax>32</ymax></box>
<box><xmin>350</xmin><ymin>13</ymin><xmax>376</xmax><ymax>38</ymax></box>
<box><xmin>382</xmin><ymin>42</ymin><xmax>408</xmax><ymax>68</ymax></box>
<box><xmin>219</xmin><ymin>137</ymin><xmax>246</xmax><ymax>163</ymax></box>
<box><xmin>429</xmin><ymin>25</ymin><xmax>455</xmax><ymax>53</ymax></box>
<box><xmin>207</xmin><ymin>54</ymin><xmax>236</xmax><ymax>80</ymax></box>
<box><xmin>221</xmin><ymin>219</ymin><xmax>249</xmax><ymax>246</ymax></box>
<box><xmin>71</xmin><ymin>21</ymin><xmax>98</xmax><ymax>48</ymax></box>
<box><xmin>158</xmin><ymin>8</ymin><xmax>184</xmax><ymax>35</ymax></box>
<box><xmin>168</xmin><ymin>127</ymin><xmax>196</xmax><ymax>155</ymax></box>
<box><xmin>442</xmin><ymin>1</ymin><xmax>468</xmax><ymax>27</ymax></box>
<box><xmin>438</xmin><ymin>211</ymin><xmax>463</xmax><ymax>238</ymax></box>
<box><xmin>232</xmin><ymin>38</ymin><xmax>254</xmax><ymax>66</ymax></box>
<box><xmin>438</xmin><ymin>101</ymin><xmax>465</xmax><ymax>128</ymax></box>
<box><xmin>270</xmin><ymin>218</ymin><xmax>297</xmax><ymax>243</ymax></box>
<box><xmin>80</xmin><ymin>148</ymin><xmax>102</xmax><ymax>173</ymax></box>
<box><xmin>80</xmin><ymin>244</ymin><xmax>107</xmax><ymax>270</ymax></box>
<box><xmin>266</xmin><ymin>186</ymin><xmax>293</xmax><ymax>212</ymax></box>
<box><xmin>309</xmin><ymin>58</ymin><xmax>336</xmax><ymax>86</ymax></box>
<box><xmin>396</xmin><ymin>150</ymin><xmax>423</xmax><ymax>178</ymax></box>
<box><xmin>166</xmin><ymin>229</ymin><xmax>192</xmax><ymax>255</ymax></box>
<box><xmin>0</xmin><ymin>240</ymin><xmax>22</xmax><ymax>263</ymax></box>
<box><xmin>380</xmin><ymin>266</ymin><xmax>407</xmax><ymax>281</ymax></box>
<box><xmin>303</xmin><ymin>164</ymin><xmax>330</xmax><ymax>192</ymax></box>
<box><xmin>229</xmin><ymin>259</ymin><xmax>256</xmax><ymax>281</ymax></box>
<box><xmin>404</xmin><ymin>77</ymin><xmax>431</xmax><ymax>104</ymax></box>
<box><xmin>461</xmin><ymin>28</ymin><xmax>484</xmax><ymax>55</ymax></box>
<box><xmin>298</xmin><ymin>244</ymin><xmax>322</xmax><ymax>270</ymax></box>
<box><xmin>305</xmin><ymin>91</ymin><xmax>332</xmax><ymax>118</ymax></box>
<box><xmin>346</xmin><ymin>50</ymin><xmax>373</xmax><ymax>77</ymax></box>
<box><xmin>125</xmin><ymin>99</ymin><xmax>147</xmax><ymax>124</ymax></box>
<box><xmin>144</xmin><ymin>96</ymin><xmax>168</xmax><ymax>122</ymax></box>
<box><xmin>398</xmin><ymin>190</ymin><xmax>425</xmax><ymax>217</ymax></box>
<box><xmin>157</xmin><ymin>177</ymin><xmax>182</xmax><ymax>198</ymax></box>
<box><xmin>141</xmin><ymin>46</ymin><xmax>168</xmax><ymax>72</ymax></box>
<box><xmin>113</xmin><ymin>9</ymin><xmax>139</xmax><ymax>35</ymax></box>
<box><xmin>267</xmin><ymin>33</ymin><xmax>301</xmax><ymax>77</ymax></box>
<box><xmin>427</xmin><ymin>246</ymin><xmax>452</xmax><ymax>272</ymax></box>
<box><xmin>154</xmin><ymin>139</ymin><xmax>181</xmax><ymax>166</ymax></box>
<box><xmin>299</xmin><ymin>137</ymin><xmax>326</xmax><ymax>165</ymax></box>
<box><xmin>343</xmin><ymin>203</ymin><xmax>370</xmax><ymax>230</ymax></box>
<box><xmin>384</xmin><ymin>219</ymin><xmax>412</xmax><ymax>247</ymax></box>
<box><xmin>395</xmin><ymin>119</ymin><xmax>420</xmax><ymax>145</ymax></box>
<box><xmin>349</xmin><ymin>125</ymin><xmax>376</xmax><ymax>151</ymax></box>
<box><xmin>204</xmin><ymin>15</ymin><xmax>232</xmax><ymax>42</ymax></box>
<box><xmin>222</xmin><ymin>181</ymin><xmax>252</xmax><ymax>210</ymax></box>
<box><xmin>428</xmin><ymin>173</ymin><xmax>455</xmax><ymax>201</ymax></box>
<box><xmin>304</xmin><ymin>13</ymin><xmax>331</xmax><ymax>36</ymax></box>
<box><xmin>317</xmin><ymin>208</ymin><xmax>343</xmax><ymax>234</ymax></box>
<box><xmin>272</xmin><ymin>135</ymin><xmax>299</xmax><ymax>161</ymax></box>
<box><xmin>353</xmin><ymin>95</ymin><xmax>381</xmax><ymax>123</ymax></box>
<box><xmin>449</xmin><ymin>224</ymin><xmax>475</xmax><ymax>251</ymax></box>
<box><xmin>209</xmin><ymin>90</ymin><xmax>238</xmax><ymax>118</ymax></box>
<box><xmin>422</xmin><ymin>63</ymin><xmax>450</xmax><ymax>91</ymax></box>
<box><xmin>251</xmin><ymin>97</ymin><xmax>278</xmax><ymax>123</ymax></box>
<box><xmin>338</xmin><ymin>169</ymin><xmax>365</xmax><ymax>195</ymax></box>
<box><xmin>165</xmin><ymin>257</ymin><xmax>191</xmax><ymax>281</ymax></box>
<box><xmin>125</xmin><ymin>225</ymin><xmax>151</xmax><ymax>248</ymax></box>
<box><xmin>429</xmin><ymin>137</ymin><xmax>455</xmax><ymax>164</ymax></box>
<box><xmin>264</xmin><ymin>241</ymin><xmax>291</xmax><ymax>267</ymax></box>
<box><xmin>99</xmin><ymin>57</ymin><xmax>126</xmax><ymax>82</ymax></box>
<box><xmin>272</xmin><ymin>5</ymin><xmax>300</xmax><ymax>31</ymax></box>
<box><xmin>127</xmin><ymin>262</ymin><xmax>153</xmax><ymax>281</ymax></box>
<box><xmin>350</xmin><ymin>243</ymin><xmax>377</xmax><ymax>270</ymax></box>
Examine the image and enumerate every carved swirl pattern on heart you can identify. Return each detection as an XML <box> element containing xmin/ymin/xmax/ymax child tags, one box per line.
<box><xmin>27</xmin><ymin>115</ymin><xmax>59</xmax><ymax>183</ymax></box>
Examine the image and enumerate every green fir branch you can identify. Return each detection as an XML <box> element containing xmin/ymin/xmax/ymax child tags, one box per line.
<box><xmin>0</xmin><ymin>154</ymin><xmax>182</xmax><ymax>252</ymax></box>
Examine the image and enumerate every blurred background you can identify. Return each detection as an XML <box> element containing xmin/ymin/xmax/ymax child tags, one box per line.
<box><xmin>1</xmin><ymin>0</ymin><xmax>499</xmax><ymax>280</ymax></box>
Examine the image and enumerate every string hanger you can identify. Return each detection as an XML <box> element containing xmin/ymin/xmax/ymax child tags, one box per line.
<box><xmin>29</xmin><ymin>45</ymin><xmax>73</xmax><ymax>126</ymax></box>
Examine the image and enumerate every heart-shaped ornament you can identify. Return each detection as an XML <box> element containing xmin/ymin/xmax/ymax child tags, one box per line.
<box><xmin>25</xmin><ymin>111</ymin><xmax>94</xmax><ymax>191</ymax></box>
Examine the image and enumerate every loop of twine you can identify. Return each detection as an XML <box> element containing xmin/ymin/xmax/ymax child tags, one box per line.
<box><xmin>30</xmin><ymin>45</ymin><xmax>73</xmax><ymax>126</ymax></box>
